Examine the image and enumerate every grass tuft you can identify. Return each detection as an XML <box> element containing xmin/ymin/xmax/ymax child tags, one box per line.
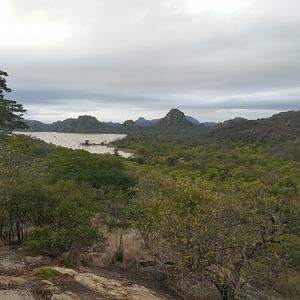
<box><xmin>34</xmin><ymin>267</ymin><xmax>59</xmax><ymax>279</ymax></box>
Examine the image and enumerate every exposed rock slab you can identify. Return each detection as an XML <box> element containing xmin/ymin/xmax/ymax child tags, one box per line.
<box><xmin>51</xmin><ymin>267</ymin><xmax>78</xmax><ymax>276</ymax></box>
<box><xmin>74</xmin><ymin>272</ymin><xmax>129</xmax><ymax>299</ymax></box>
<box><xmin>52</xmin><ymin>267</ymin><xmax>164</xmax><ymax>300</ymax></box>
<box><xmin>128</xmin><ymin>284</ymin><xmax>160</xmax><ymax>300</ymax></box>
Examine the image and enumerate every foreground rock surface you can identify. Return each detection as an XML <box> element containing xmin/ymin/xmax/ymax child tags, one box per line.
<box><xmin>0</xmin><ymin>268</ymin><xmax>167</xmax><ymax>300</ymax></box>
<box><xmin>0</xmin><ymin>247</ymin><xmax>173</xmax><ymax>300</ymax></box>
<box><xmin>50</xmin><ymin>267</ymin><xmax>163</xmax><ymax>300</ymax></box>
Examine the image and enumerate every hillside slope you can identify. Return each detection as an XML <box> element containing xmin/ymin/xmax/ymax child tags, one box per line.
<box><xmin>209</xmin><ymin>110</ymin><xmax>300</xmax><ymax>144</ymax></box>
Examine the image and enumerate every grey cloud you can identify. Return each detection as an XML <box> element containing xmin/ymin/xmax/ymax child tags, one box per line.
<box><xmin>13</xmin><ymin>87</ymin><xmax>300</xmax><ymax>111</ymax></box>
<box><xmin>1</xmin><ymin>0</ymin><xmax>300</xmax><ymax>122</ymax></box>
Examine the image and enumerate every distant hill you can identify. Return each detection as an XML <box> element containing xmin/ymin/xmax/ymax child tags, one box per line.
<box><xmin>24</xmin><ymin>116</ymin><xmax>112</xmax><ymax>133</ymax></box>
<box><xmin>24</xmin><ymin>116</ymin><xmax>132</xmax><ymax>134</ymax></box>
<box><xmin>134</xmin><ymin>117</ymin><xmax>157</xmax><ymax>127</ymax></box>
<box><xmin>153</xmin><ymin>109</ymin><xmax>197</xmax><ymax>130</ymax></box>
<box><xmin>124</xmin><ymin>109</ymin><xmax>209</xmax><ymax>144</ymax></box>
<box><xmin>24</xmin><ymin>120</ymin><xmax>51</xmax><ymax>131</ymax></box>
<box><xmin>23</xmin><ymin>109</ymin><xmax>210</xmax><ymax>133</ymax></box>
<box><xmin>122</xmin><ymin>110</ymin><xmax>300</xmax><ymax>150</ymax></box>
<box><xmin>202</xmin><ymin>122</ymin><xmax>217</xmax><ymax>128</ymax></box>
<box><xmin>134</xmin><ymin>114</ymin><xmax>209</xmax><ymax>127</ymax></box>
<box><xmin>103</xmin><ymin>121</ymin><xmax>121</xmax><ymax>127</ymax></box>
<box><xmin>186</xmin><ymin>116</ymin><xmax>200</xmax><ymax>125</ymax></box>
<box><xmin>121</xmin><ymin>120</ymin><xmax>140</xmax><ymax>132</ymax></box>
<box><xmin>22</xmin><ymin>110</ymin><xmax>300</xmax><ymax>148</ymax></box>
<box><xmin>209</xmin><ymin>110</ymin><xmax>300</xmax><ymax>144</ymax></box>
<box><xmin>51</xmin><ymin>116</ymin><xmax>105</xmax><ymax>133</ymax></box>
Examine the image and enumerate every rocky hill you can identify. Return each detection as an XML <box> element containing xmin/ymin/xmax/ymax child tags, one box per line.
<box><xmin>23</xmin><ymin>110</ymin><xmax>300</xmax><ymax>147</ymax></box>
<box><xmin>153</xmin><ymin>109</ymin><xmax>197</xmax><ymax>130</ymax></box>
<box><xmin>24</xmin><ymin>116</ymin><xmax>130</xmax><ymax>134</ymax></box>
<box><xmin>51</xmin><ymin>116</ymin><xmax>104</xmax><ymax>133</ymax></box>
<box><xmin>135</xmin><ymin>115</ymin><xmax>204</xmax><ymax>127</ymax></box>
<box><xmin>23</xmin><ymin>109</ymin><xmax>212</xmax><ymax>134</ymax></box>
<box><xmin>209</xmin><ymin>110</ymin><xmax>300</xmax><ymax>144</ymax></box>
<box><xmin>24</xmin><ymin>120</ymin><xmax>51</xmax><ymax>131</ymax></box>
<box><xmin>134</xmin><ymin>117</ymin><xmax>157</xmax><ymax>127</ymax></box>
<box><xmin>124</xmin><ymin>109</ymin><xmax>209</xmax><ymax>144</ymax></box>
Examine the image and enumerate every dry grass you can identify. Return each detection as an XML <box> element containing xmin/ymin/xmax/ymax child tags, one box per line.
<box><xmin>0</xmin><ymin>252</ymin><xmax>24</xmax><ymax>276</ymax></box>
<box><xmin>87</xmin><ymin>227</ymin><xmax>145</xmax><ymax>266</ymax></box>
<box><xmin>0</xmin><ymin>255</ymin><xmax>18</xmax><ymax>270</ymax></box>
<box><xmin>116</xmin><ymin>228</ymin><xmax>144</xmax><ymax>263</ymax></box>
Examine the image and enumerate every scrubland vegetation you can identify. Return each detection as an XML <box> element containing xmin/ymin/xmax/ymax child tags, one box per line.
<box><xmin>122</xmin><ymin>141</ymin><xmax>300</xmax><ymax>299</ymax></box>
<box><xmin>1</xmin><ymin>70</ymin><xmax>299</xmax><ymax>299</ymax></box>
<box><xmin>1</xmin><ymin>133</ymin><xmax>299</xmax><ymax>299</ymax></box>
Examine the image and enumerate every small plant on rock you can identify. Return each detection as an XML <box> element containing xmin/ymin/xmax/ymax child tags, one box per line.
<box><xmin>34</xmin><ymin>267</ymin><xmax>59</xmax><ymax>279</ymax></box>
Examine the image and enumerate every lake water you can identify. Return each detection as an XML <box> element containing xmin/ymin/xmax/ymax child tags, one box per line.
<box><xmin>16</xmin><ymin>132</ymin><xmax>132</xmax><ymax>158</ymax></box>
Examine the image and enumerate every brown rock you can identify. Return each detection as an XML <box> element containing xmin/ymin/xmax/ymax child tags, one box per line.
<box><xmin>74</xmin><ymin>273</ymin><xmax>129</xmax><ymax>299</ymax></box>
<box><xmin>128</xmin><ymin>284</ymin><xmax>160</xmax><ymax>300</ymax></box>
<box><xmin>51</xmin><ymin>267</ymin><xmax>78</xmax><ymax>276</ymax></box>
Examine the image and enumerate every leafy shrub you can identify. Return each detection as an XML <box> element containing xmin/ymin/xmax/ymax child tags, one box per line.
<box><xmin>45</xmin><ymin>148</ymin><xmax>135</xmax><ymax>190</ymax></box>
<box><xmin>58</xmin><ymin>257</ymin><xmax>73</xmax><ymax>268</ymax></box>
<box><xmin>24</xmin><ymin>180</ymin><xmax>105</xmax><ymax>257</ymax></box>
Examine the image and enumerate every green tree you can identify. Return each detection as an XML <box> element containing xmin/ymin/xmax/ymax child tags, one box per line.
<box><xmin>0</xmin><ymin>70</ymin><xmax>11</xmax><ymax>97</ymax></box>
<box><xmin>0</xmin><ymin>69</ymin><xmax>28</xmax><ymax>133</ymax></box>
<box><xmin>45</xmin><ymin>147</ymin><xmax>135</xmax><ymax>190</ymax></box>
<box><xmin>21</xmin><ymin>179</ymin><xmax>104</xmax><ymax>258</ymax></box>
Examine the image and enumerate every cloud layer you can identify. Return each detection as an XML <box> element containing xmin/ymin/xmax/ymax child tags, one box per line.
<box><xmin>1</xmin><ymin>0</ymin><xmax>300</xmax><ymax>122</ymax></box>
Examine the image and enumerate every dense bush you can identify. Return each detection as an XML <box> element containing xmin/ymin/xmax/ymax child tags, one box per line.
<box><xmin>45</xmin><ymin>147</ymin><xmax>136</xmax><ymax>190</ymax></box>
<box><xmin>0</xmin><ymin>135</ymin><xmax>128</xmax><ymax>258</ymax></box>
<box><xmin>23</xmin><ymin>180</ymin><xmax>103</xmax><ymax>257</ymax></box>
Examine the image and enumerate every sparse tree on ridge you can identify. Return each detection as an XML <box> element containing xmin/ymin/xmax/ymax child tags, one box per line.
<box><xmin>0</xmin><ymin>69</ymin><xmax>28</xmax><ymax>134</ymax></box>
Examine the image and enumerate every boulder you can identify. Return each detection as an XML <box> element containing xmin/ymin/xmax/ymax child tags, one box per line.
<box><xmin>128</xmin><ymin>284</ymin><xmax>160</xmax><ymax>300</ymax></box>
<box><xmin>51</xmin><ymin>267</ymin><xmax>78</xmax><ymax>277</ymax></box>
<box><xmin>74</xmin><ymin>273</ymin><xmax>129</xmax><ymax>299</ymax></box>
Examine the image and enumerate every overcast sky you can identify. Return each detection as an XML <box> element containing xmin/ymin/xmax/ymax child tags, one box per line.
<box><xmin>1</xmin><ymin>0</ymin><xmax>300</xmax><ymax>123</ymax></box>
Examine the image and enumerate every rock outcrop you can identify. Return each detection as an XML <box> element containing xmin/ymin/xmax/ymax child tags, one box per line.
<box><xmin>49</xmin><ymin>267</ymin><xmax>164</xmax><ymax>300</ymax></box>
<box><xmin>154</xmin><ymin>109</ymin><xmax>196</xmax><ymax>130</ymax></box>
